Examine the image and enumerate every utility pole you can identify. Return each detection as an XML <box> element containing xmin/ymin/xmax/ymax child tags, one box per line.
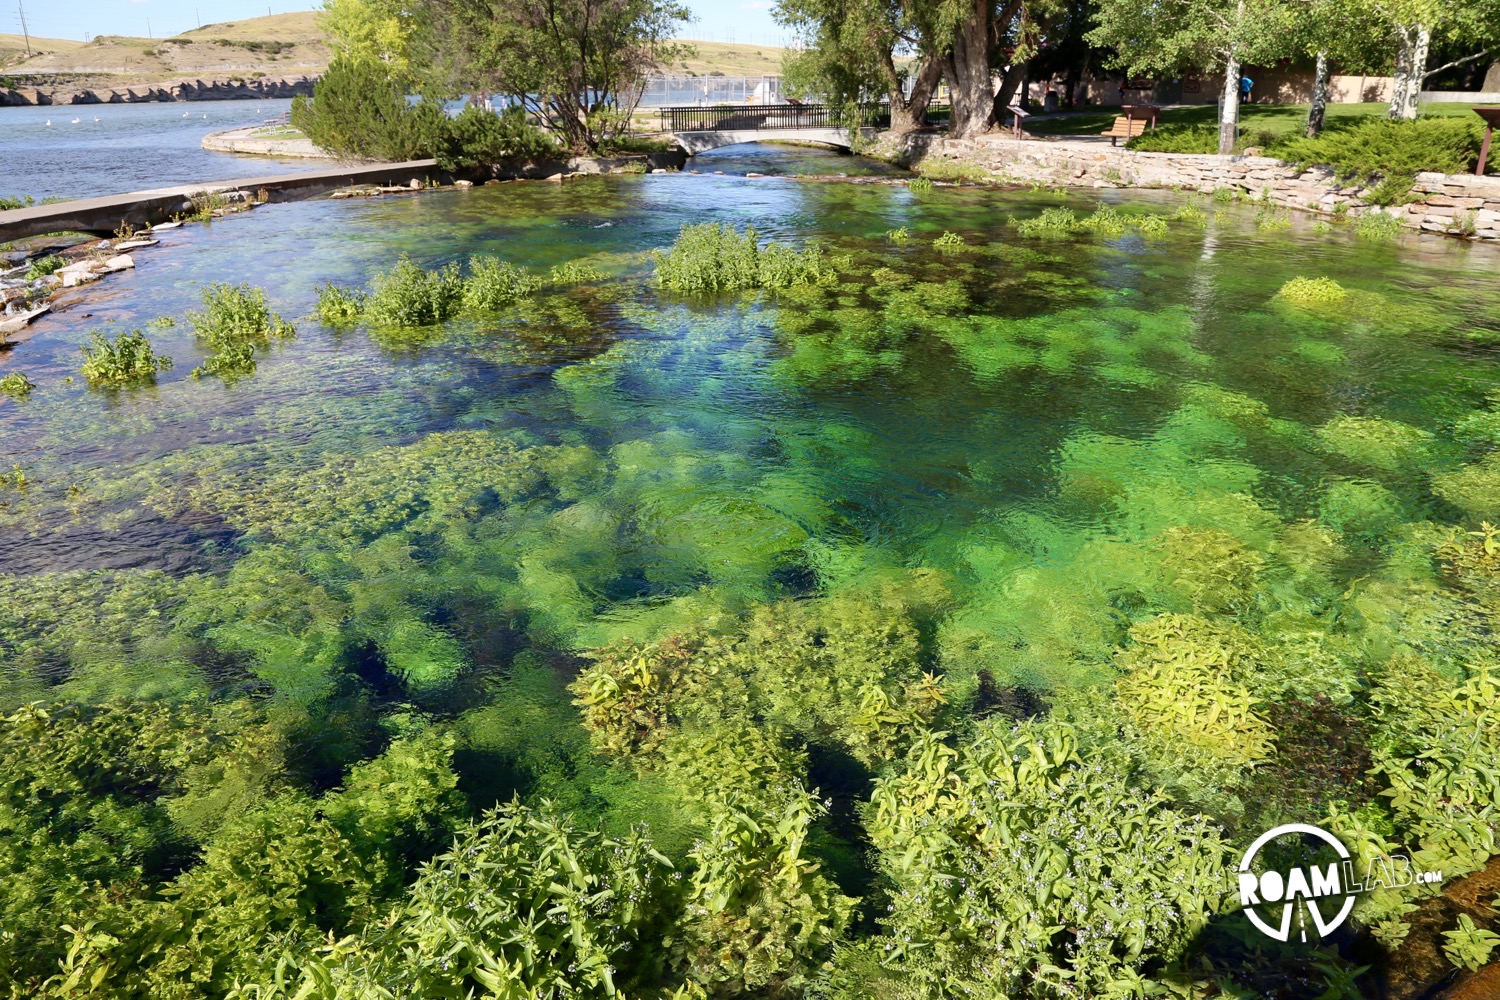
<box><xmin>17</xmin><ymin>0</ymin><xmax>32</xmax><ymax>58</ymax></box>
<box><xmin>146</xmin><ymin>17</ymin><xmax>153</xmax><ymax>39</ymax></box>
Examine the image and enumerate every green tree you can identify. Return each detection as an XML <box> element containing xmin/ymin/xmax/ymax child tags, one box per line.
<box><xmin>1380</xmin><ymin>0</ymin><xmax>1500</xmax><ymax>120</ymax></box>
<box><xmin>1086</xmin><ymin>0</ymin><xmax>1290</xmax><ymax>153</ymax></box>
<box><xmin>406</xmin><ymin>0</ymin><xmax>690</xmax><ymax>152</ymax></box>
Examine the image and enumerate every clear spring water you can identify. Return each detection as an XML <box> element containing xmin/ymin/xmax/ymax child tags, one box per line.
<box><xmin>2</xmin><ymin>141</ymin><xmax>1499</xmax><ymax>674</ymax></box>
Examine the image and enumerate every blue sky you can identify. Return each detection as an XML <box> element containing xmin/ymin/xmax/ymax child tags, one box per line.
<box><xmin>18</xmin><ymin>0</ymin><xmax>785</xmax><ymax>46</ymax></box>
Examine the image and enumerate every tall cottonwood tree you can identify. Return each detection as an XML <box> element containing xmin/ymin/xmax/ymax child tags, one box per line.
<box><xmin>1087</xmin><ymin>0</ymin><xmax>1288</xmax><ymax>153</ymax></box>
<box><xmin>1379</xmin><ymin>0</ymin><xmax>1500</xmax><ymax>120</ymax></box>
<box><xmin>325</xmin><ymin>0</ymin><xmax>688</xmax><ymax>152</ymax></box>
<box><xmin>776</xmin><ymin>0</ymin><xmax>1065</xmax><ymax>139</ymax></box>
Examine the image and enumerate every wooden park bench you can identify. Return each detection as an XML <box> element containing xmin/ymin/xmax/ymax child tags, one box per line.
<box><xmin>1103</xmin><ymin>104</ymin><xmax>1162</xmax><ymax>145</ymax></box>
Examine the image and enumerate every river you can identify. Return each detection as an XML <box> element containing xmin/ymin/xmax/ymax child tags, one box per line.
<box><xmin>0</xmin><ymin>98</ymin><xmax>327</xmax><ymax>202</ymax></box>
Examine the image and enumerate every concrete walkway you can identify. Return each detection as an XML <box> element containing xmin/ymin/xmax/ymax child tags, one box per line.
<box><xmin>0</xmin><ymin>159</ymin><xmax>443</xmax><ymax>244</ymax></box>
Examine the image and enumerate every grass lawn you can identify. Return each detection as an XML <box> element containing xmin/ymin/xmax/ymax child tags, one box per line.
<box><xmin>1026</xmin><ymin>102</ymin><xmax>1491</xmax><ymax>137</ymax></box>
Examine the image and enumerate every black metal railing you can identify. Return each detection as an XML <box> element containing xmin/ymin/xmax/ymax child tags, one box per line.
<box><xmin>660</xmin><ymin>103</ymin><xmax>890</xmax><ymax>133</ymax></box>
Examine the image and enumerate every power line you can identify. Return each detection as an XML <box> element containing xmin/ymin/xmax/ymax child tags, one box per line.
<box><xmin>17</xmin><ymin>0</ymin><xmax>32</xmax><ymax>58</ymax></box>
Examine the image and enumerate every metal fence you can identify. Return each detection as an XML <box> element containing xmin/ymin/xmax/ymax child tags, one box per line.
<box><xmin>637</xmin><ymin>75</ymin><xmax>783</xmax><ymax>108</ymax></box>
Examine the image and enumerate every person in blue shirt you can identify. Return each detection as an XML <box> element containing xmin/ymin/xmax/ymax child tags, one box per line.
<box><xmin>1240</xmin><ymin>75</ymin><xmax>1254</xmax><ymax>103</ymax></box>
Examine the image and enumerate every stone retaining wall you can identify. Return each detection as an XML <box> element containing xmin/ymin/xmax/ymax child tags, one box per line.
<box><xmin>876</xmin><ymin>132</ymin><xmax>1500</xmax><ymax>242</ymax></box>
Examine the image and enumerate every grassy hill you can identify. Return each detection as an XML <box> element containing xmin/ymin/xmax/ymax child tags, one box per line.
<box><xmin>0</xmin><ymin>32</ymin><xmax>86</xmax><ymax>69</ymax></box>
<box><xmin>0</xmin><ymin>12</ymin><xmax>327</xmax><ymax>83</ymax></box>
<box><xmin>1</xmin><ymin>12</ymin><xmax>790</xmax><ymax>85</ymax></box>
<box><xmin>667</xmin><ymin>41</ymin><xmax>791</xmax><ymax>78</ymax></box>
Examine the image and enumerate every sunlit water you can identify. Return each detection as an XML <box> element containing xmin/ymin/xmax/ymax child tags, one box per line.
<box><xmin>0</xmin><ymin>98</ymin><xmax>328</xmax><ymax>201</ymax></box>
<box><xmin>2</xmin><ymin>141</ymin><xmax>1499</xmax><ymax>663</ymax></box>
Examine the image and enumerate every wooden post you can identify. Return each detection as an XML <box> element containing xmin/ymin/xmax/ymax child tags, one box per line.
<box><xmin>1476</xmin><ymin>108</ymin><xmax>1500</xmax><ymax>176</ymax></box>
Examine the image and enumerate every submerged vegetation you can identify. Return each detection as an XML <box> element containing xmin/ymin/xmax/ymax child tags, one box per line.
<box><xmin>2</xmin><ymin>171</ymin><xmax>1499</xmax><ymax>999</ymax></box>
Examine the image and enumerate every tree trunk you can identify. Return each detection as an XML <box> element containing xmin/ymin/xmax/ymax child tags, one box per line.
<box><xmin>945</xmin><ymin>0</ymin><xmax>996</xmax><ymax>138</ymax></box>
<box><xmin>991</xmin><ymin>58</ymin><xmax>1029</xmax><ymax>126</ymax></box>
<box><xmin>1218</xmin><ymin>48</ymin><xmax>1241</xmax><ymax>155</ymax></box>
<box><xmin>1388</xmin><ymin>26</ymin><xmax>1412</xmax><ymax>120</ymax></box>
<box><xmin>1394</xmin><ymin>25</ymin><xmax>1431</xmax><ymax>120</ymax></box>
<box><xmin>1307</xmin><ymin>51</ymin><xmax>1329</xmax><ymax>137</ymax></box>
<box><xmin>889</xmin><ymin>56</ymin><xmax>943</xmax><ymax>134</ymax></box>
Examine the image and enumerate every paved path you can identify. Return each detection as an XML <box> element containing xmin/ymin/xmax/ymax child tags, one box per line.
<box><xmin>0</xmin><ymin>159</ymin><xmax>441</xmax><ymax>244</ymax></box>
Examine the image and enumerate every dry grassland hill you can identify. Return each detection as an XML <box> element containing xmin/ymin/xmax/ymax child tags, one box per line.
<box><xmin>3</xmin><ymin>13</ymin><xmax>790</xmax><ymax>87</ymax></box>
<box><xmin>1</xmin><ymin>12</ymin><xmax>328</xmax><ymax>83</ymax></box>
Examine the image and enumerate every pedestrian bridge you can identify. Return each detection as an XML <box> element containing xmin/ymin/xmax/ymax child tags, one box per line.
<box><xmin>659</xmin><ymin>103</ymin><xmax>878</xmax><ymax>154</ymax></box>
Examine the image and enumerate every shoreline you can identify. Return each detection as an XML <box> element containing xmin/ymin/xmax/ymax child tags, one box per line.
<box><xmin>201</xmin><ymin>126</ymin><xmax>335</xmax><ymax>160</ymax></box>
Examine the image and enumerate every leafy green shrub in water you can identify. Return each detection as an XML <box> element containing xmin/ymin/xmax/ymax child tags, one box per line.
<box><xmin>1014</xmin><ymin>206</ymin><xmax>1078</xmax><ymax>236</ymax></box>
<box><xmin>314</xmin><ymin>283</ymin><xmax>366</xmax><ymax>326</ymax></box>
<box><xmin>548</xmin><ymin>259</ymin><xmax>607</xmax><ymax>285</ymax></box>
<box><xmin>80</xmin><ymin>329</ymin><xmax>173</xmax><ymax>386</ymax></box>
<box><xmin>1443</xmin><ymin>914</ymin><xmax>1500</xmax><ymax>971</ymax></box>
<box><xmin>1115</xmin><ymin>612</ymin><xmax>1275</xmax><ymax>773</ymax></box>
<box><xmin>0</xmin><ymin>372</ymin><xmax>35</xmax><ymax>399</ymax></box>
<box><xmin>932</xmin><ymin>230</ymin><xmax>966</xmax><ymax>250</ymax></box>
<box><xmin>1355</xmin><ymin>210</ymin><xmax>1404</xmax><ymax>240</ymax></box>
<box><xmin>654</xmin><ymin>223</ymin><xmax>832</xmax><ymax>293</ymax></box>
<box><xmin>1255</xmin><ymin>207</ymin><xmax>1292</xmax><ymax>231</ymax></box>
<box><xmin>365</xmin><ymin>256</ymin><xmax>465</xmax><ymax>326</ymax></box>
<box><xmin>187</xmin><ymin>283</ymin><xmax>296</xmax><ymax>381</ymax></box>
<box><xmin>461</xmin><ymin>255</ymin><xmax>543</xmax><ymax>314</ymax></box>
<box><xmin>1316</xmin><ymin>414</ymin><xmax>1433</xmax><ymax>471</ymax></box>
<box><xmin>0</xmin><ymin>194</ymin><xmax>35</xmax><ymax>211</ymax></box>
<box><xmin>24</xmin><ymin>255</ymin><xmax>65</xmax><ymax>281</ymax></box>
<box><xmin>907</xmin><ymin>175</ymin><xmax>934</xmax><ymax>195</ymax></box>
<box><xmin>865</xmin><ymin>717</ymin><xmax>1229</xmax><ymax>997</ymax></box>
<box><xmin>1277</xmin><ymin>276</ymin><xmax>1348</xmax><ymax>307</ymax></box>
<box><xmin>884</xmin><ymin>225</ymin><xmax>911</xmax><ymax>243</ymax></box>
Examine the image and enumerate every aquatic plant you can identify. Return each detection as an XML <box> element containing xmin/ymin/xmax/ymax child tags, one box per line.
<box><xmin>1355</xmin><ymin>210</ymin><xmax>1403</xmax><ymax>241</ymax></box>
<box><xmin>187</xmin><ymin>283</ymin><xmax>296</xmax><ymax>382</ymax></box>
<box><xmin>1434</xmin><ymin>455</ymin><xmax>1500</xmax><ymax>521</ymax></box>
<box><xmin>1277</xmin><ymin>276</ymin><xmax>1348</xmax><ymax>306</ymax></box>
<box><xmin>1077</xmin><ymin>204</ymin><xmax>1131</xmax><ymax>236</ymax></box>
<box><xmin>884</xmin><ymin>225</ymin><xmax>911</xmax><ymax>243</ymax></box>
<box><xmin>188</xmin><ymin>189</ymin><xmax>231</xmax><ymax>221</ymax></box>
<box><xmin>1171</xmin><ymin>203</ymin><xmax>1208</xmax><ymax>224</ymax></box>
<box><xmin>79</xmin><ymin>329</ymin><xmax>174</xmax><ymax>386</ymax></box>
<box><xmin>314</xmin><ymin>282</ymin><xmax>366</xmax><ymax>326</ymax></box>
<box><xmin>548</xmin><ymin>259</ymin><xmax>607</xmax><ymax>285</ymax></box>
<box><xmin>932</xmin><ymin>230</ymin><xmax>966</xmax><ymax>250</ymax></box>
<box><xmin>1013</xmin><ymin>206</ymin><xmax>1077</xmax><ymax>236</ymax></box>
<box><xmin>1315</xmin><ymin>414</ymin><xmax>1433</xmax><ymax>471</ymax></box>
<box><xmin>1254</xmin><ymin>207</ymin><xmax>1292</xmax><ymax>231</ymax></box>
<box><xmin>907</xmin><ymin>176</ymin><xmax>934</xmax><ymax>195</ymax></box>
<box><xmin>0</xmin><ymin>372</ymin><xmax>35</xmax><ymax>400</ymax></box>
<box><xmin>461</xmin><ymin>256</ymin><xmax>543</xmax><ymax>314</ymax></box>
<box><xmin>654</xmin><ymin>223</ymin><xmax>832</xmax><ymax>293</ymax></box>
<box><xmin>866</xmin><ymin>718</ymin><xmax>1229</xmax><ymax>997</ymax></box>
<box><xmin>0</xmin><ymin>194</ymin><xmax>34</xmax><ymax>211</ymax></box>
<box><xmin>1115</xmin><ymin>613</ymin><xmax>1275</xmax><ymax>774</ymax></box>
<box><xmin>365</xmin><ymin>256</ymin><xmax>465</xmax><ymax>326</ymax></box>
<box><xmin>23</xmin><ymin>255</ymin><xmax>65</xmax><ymax>281</ymax></box>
